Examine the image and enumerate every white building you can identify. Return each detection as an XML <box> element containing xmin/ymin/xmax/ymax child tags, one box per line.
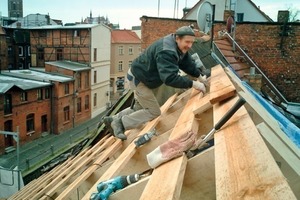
<box><xmin>183</xmin><ymin>0</ymin><xmax>272</xmax><ymax>22</ymax></box>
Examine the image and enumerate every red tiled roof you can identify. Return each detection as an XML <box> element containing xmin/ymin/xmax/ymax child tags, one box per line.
<box><xmin>111</xmin><ymin>30</ymin><xmax>141</xmax><ymax>44</ymax></box>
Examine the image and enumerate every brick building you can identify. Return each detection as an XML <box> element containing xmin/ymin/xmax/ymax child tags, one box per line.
<box><xmin>0</xmin><ymin>74</ymin><xmax>52</xmax><ymax>154</ymax></box>
<box><xmin>0</xmin><ymin>26</ymin><xmax>7</xmax><ymax>71</ymax></box>
<box><xmin>29</xmin><ymin>23</ymin><xmax>111</xmax><ymax>118</ymax></box>
<box><xmin>45</xmin><ymin>61</ymin><xmax>91</xmax><ymax>132</ymax></box>
<box><xmin>140</xmin><ymin>16</ymin><xmax>300</xmax><ymax>103</ymax></box>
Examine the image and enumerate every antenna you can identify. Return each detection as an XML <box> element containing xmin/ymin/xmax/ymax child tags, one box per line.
<box><xmin>196</xmin><ymin>1</ymin><xmax>214</xmax><ymax>34</ymax></box>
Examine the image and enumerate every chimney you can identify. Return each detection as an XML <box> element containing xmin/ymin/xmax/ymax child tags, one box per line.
<box><xmin>16</xmin><ymin>22</ymin><xmax>21</xmax><ymax>28</ymax></box>
<box><xmin>277</xmin><ymin>10</ymin><xmax>289</xmax><ymax>23</ymax></box>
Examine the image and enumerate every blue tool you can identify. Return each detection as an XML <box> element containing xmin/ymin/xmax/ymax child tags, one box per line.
<box><xmin>90</xmin><ymin>174</ymin><xmax>140</xmax><ymax>200</ymax></box>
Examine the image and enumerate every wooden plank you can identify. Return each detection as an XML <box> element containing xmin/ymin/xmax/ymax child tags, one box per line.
<box><xmin>81</xmin><ymin>93</ymin><xmax>178</xmax><ymax>200</ymax></box>
<box><xmin>141</xmin><ymin>155</ymin><xmax>188</xmax><ymax>200</ymax></box>
<box><xmin>256</xmin><ymin>123</ymin><xmax>300</xmax><ymax>176</ymax></box>
<box><xmin>256</xmin><ymin>122</ymin><xmax>300</xmax><ymax>199</ymax></box>
<box><xmin>214</xmin><ymin>96</ymin><xmax>297</xmax><ymax>199</ymax></box>
<box><xmin>225</xmin><ymin>67</ymin><xmax>300</xmax><ymax>175</ymax></box>
<box><xmin>140</xmin><ymin>89</ymin><xmax>204</xmax><ymax>200</ymax></box>
<box><xmin>110</xmin><ymin>176</ymin><xmax>150</xmax><ymax>200</ymax></box>
<box><xmin>193</xmin><ymin>94</ymin><xmax>212</xmax><ymax>115</ymax></box>
<box><xmin>209</xmin><ymin>65</ymin><xmax>236</xmax><ymax>104</ymax></box>
<box><xmin>180</xmin><ymin>147</ymin><xmax>216</xmax><ymax>200</ymax></box>
<box><xmin>30</xmin><ymin>136</ymin><xmax>115</xmax><ymax>200</ymax></box>
<box><xmin>49</xmin><ymin>137</ymin><xmax>122</xmax><ymax>200</ymax></box>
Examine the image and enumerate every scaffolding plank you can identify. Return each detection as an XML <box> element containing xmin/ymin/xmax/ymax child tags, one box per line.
<box><xmin>140</xmin><ymin>89</ymin><xmax>204</xmax><ymax>200</ymax></box>
<box><xmin>214</xmin><ymin>96</ymin><xmax>297</xmax><ymax>200</ymax></box>
<box><xmin>81</xmin><ymin>93</ymin><xmax>178</xmax><ymax>200</ymax></box>
<box><xmin>209</xmin><ymin>65</ymin><xmax>236</xmax><ymax>104</ymax></box>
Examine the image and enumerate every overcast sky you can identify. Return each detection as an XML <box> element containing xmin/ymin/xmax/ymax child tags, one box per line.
<box><xmin>0</xmin><ymin>0</ymin><xmax>299</xmax><ymax>29</ymax></box>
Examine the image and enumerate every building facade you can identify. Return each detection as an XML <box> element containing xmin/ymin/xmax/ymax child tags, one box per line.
<box><xmin>0</xmin><ymin>74</ymin><xmax>52</xmax><ymax>154</ymax></box>
<box><xmin>45</xmin><ymin>61</ymin><xmax>91</xmax><ymax>133</ymax></box>
<box><xmin>183</xmin><ymin>0</ymin><xmax>272</xmax><ymax>23</ymax></box>
<box><xmin>29</xmin><ymin>24</ymin><xmax>111</xmax><ymax>118</ymax></box>
<box><xmin>110</xmin><ymin>30</ymin><xmax>141</xmax><ymax>96</ymax></box>
<box><xmin>8</xmin><ymin>0</ymin><xmax>23</xmax><ymax>18</ymax></box>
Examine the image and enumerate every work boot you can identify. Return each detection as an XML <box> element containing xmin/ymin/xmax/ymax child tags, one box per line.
<box><xmin>111</xmin><ymin>118</ymin><xmax>127</xmax><ymax>140</ymax></box>
<box><xmin>102</xmin><ymin>116</ymin><xmax>113</xmax><ymax>133</ymax></box>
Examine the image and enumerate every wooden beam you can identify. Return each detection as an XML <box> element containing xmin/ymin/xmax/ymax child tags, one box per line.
<box><xmin>214</xmin><ymin>96</ymin><xmax>297</xmax><ymax>199</ymax></box>
<box><xmin>140</xmin><ymin>155</ymin><xmax>188</xmax><ymax>200</ymax></box>
<box><xmin>193</xmin><ymin>94</ymin><xmax>212</xmax><ymax>115</ymax></box>
<box><xmin>51</xmin><ymin>137</ymin><xmax>122</xmax><ymax>200</ymax></box>
<box><xmin>81</xmin><ymin>93</ymin><xmax>178</xmax><ymax>200</ymax></box>
<box><xmin>180</xmin><ymin>147</ymin><xmax>216</xmax><ymax>200</ymax></box>
<box><xmin>209</xmin><ymin>65</ymin><xmax>236</xmax><ymax>104</ymax></box>
<box><xmin>140</xmin><ymin>89</ymin><xmax>205</xmax><ymax>200</ymax></box>
<box><xmin>225</xmin><ymin>67</ymin><xmax>300</xmax><ymax>175</ymax></box>
<box><xmin>31</xmin><ymin>136</ymin><xmax>116</xmax><ymax>199</ymax></box>
<box><xmin>256</xmin><ymin>122</ymin><xmax>300</xmax><ymax>199</ymax></box>
<box><xmin>110</xmin><ymin>176</ymin><xmax>150</xmax><ymax>200</ymax></box>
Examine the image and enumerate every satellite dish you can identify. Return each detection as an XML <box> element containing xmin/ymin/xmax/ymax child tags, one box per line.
<box><xmin>196</xmin><ymin>1</ymin><xmax>213</xmax><ymax>34</ymax></box>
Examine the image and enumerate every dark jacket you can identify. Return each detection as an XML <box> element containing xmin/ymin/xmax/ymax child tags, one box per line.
<box><xmin>131</xmin><ymin>34</ymin><xmax>201</xmax><ymax>89</ymax></box>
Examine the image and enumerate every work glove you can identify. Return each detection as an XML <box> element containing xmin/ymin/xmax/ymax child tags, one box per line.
<box><xmin>198</xmin><ymin>74</ymin><xmax>208</xmax><ymax>86</ymax></box>
<box><xmin>146</xmin><ymin>131</ymin><xmax>196</xmax><ymax>168</ymax></box>
<box><xmin>192</xmin><ymin>81</ymin><xmax>206</xmax><ymax>94</ymax></box>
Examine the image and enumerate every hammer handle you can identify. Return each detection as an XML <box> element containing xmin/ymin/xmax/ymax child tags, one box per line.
<box><xmin>214</xmin><ymin>97</ymin><xmax>246</xmax><ymax>130</ymax></box>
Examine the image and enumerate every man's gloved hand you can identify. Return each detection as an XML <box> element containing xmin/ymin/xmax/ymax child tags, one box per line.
<box><xmin>147</xmin><ymin>131</ymin><xmax>196</xmax><ymax>168</ymax></box>
<box><xmin>198</xmin><ymin>74</ymin><xmax>208</xmax><ymax>86</ymax></box>
<box><xmin>192</xmin><ymin>81</ymin><xmax>206</xmax><ymax>94</ymax></box>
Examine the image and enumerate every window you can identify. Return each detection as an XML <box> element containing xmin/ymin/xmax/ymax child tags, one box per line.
<box><xmin>85</xmin><ymin>72</ymin><xmax>89</xmax><ymax>88</ymax></box>
<box><xmin>65</xmin><ymin>83</ymin><xmax>69</xmax><ymax>95</ymax></box>
<box><xmin>94</xmin><ymin>71</ymin><xmax>97</xmax><ymax>83</ymax></box>
<box><xmin>18</xmin><ymin>62</ymin><xmax>24</xmax><ymax>69</ymax></box>
<box><xmin>37</xmin><ymin>89</ymin><xmax>43</xmax><ymax>100</ymax></box>
<box><xmin>74</xmin><ymin>30</ymin><xmax>79</xmax><ymax>37</ymax></box>
<box><xmin>26</xmin><ymin>113</ymin><xmax>35</xmax><ymax>133</ymax></box>
<box><xmin>93</xmin><ymin>93</ymin><xmax>97</xmax><ymax>107</ymax></box>
<box><xmin>21</xmin><ymin>92</ymin><xmax>28</xmax><ymax>101</ymax></box>
<box><xmin>118</xmin><ymin>61</ymin><xmax>123</xmax><ymax>72</ymax></box>
<box><xmin>64</xmin><ymin>106</ymin><xmax>70</xmax><ymax>121</ymax></box>
<box><xmin>8</xmin><ymin>46</ymin><xmax>12</xmax><ymax>56</ymax></box>
<box><xmin>129</xmin><ymin>46</ymin><xmax>133</xmax><ymax>55</ymax></box>
<box><xmin>12</xmin><ymin>2</ymin><xmax>16</xmax><ymax>10</ymax></box>
<box><xmin>116</xmin><ymin>77</ymin><xmax>125</xmax><ymax>91</ymax></box>
<box><xmin>45</xmin><ymin>88</ymin><xmax>50</xmax><ymax>99</ymax></box>
<box><xmin>129</xmin><ymin>61</ymin><xmax>132</xmax><ymax>68</ymax></box>
<box><xmin>94</xmin><ymin>48</ymin><xmax>97</xmax><ymax>61</ymax></box>
<box><xmin>4</xmin><ymin>94</ymin><xmax>12</xmax><ymax>115</ymax></box>
<box><xmin>77</xmin><ymin>73</ymin><xmax>81</xmax><ymax>89</ymax></box>
<box><xmin>28</xmin><ymin>46</ymin><xmax>31</xmax><ymax>56</ymax></box>
<box><xmin>77</xmin><ymin>97</ymin><xmax>82</xmax><ymax>113</ymax></box>
<box><xmin>118</xmin><ymin>46</ymin><xmax>124</xmax><ymax>55</ymax></box>
<box><xmin>85</xmin><ymin>95</ymin><xmax>89</xmax><ymax>110</ymax></box>
<box><xmin>56</xmin><ymin>48</ymin><xmax>63</xmax><ymax>60</ymax></box>
<box><xmin>18</xmin><ymin>46</ymin><xmax>23</xmax><ymax>56</ymax></box>
<box><xmin>237</xmin><ymin>13</ymin><xmax>244</xmax><ymax>22</ymax></box>
<box><xmin>39</xmin><ymin>31</ymin><xmax>47</xmax><ymax>37</ymax></box>
<box><xmin>38</xmin><ymin>48</ymin><xmax>44</xmax><ymax>60</ymax></box>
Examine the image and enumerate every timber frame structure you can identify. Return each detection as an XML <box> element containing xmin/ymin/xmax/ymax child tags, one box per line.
<box><xmin>8</xmin><ymin>63</ymin><xmax>300</xmax><ymax>200</ymax></box>
<box><xmin>30</xmin><ymin>26</ymin><xmax>92</xmax><ymax>68</ymax></box>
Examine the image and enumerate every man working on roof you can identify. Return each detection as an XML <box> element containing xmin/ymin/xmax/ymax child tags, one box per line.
<box><xmin>103</xmin><ymin>25</ymin><xmax>207</xmax><ymax>140</ymax></box>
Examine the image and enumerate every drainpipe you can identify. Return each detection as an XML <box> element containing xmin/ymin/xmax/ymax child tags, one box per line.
<box><xmin>50</xmin><ymin>81</ymin><xmax>54</xmax><ymax>134</ymax></box>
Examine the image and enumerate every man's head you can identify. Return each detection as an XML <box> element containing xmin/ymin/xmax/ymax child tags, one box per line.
<box><xmin>175</xmin><ymin>26</ymin><xmax>195</xmax><ymax>54</ymax></box>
